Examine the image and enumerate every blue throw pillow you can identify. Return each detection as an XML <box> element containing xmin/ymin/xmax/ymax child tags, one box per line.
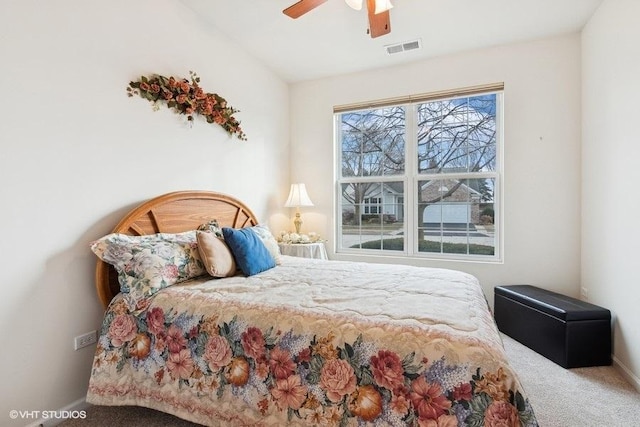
<box><xmin>222</xmin><ymin>227</ymin><xmax>276</xmax><ymax>276</ymax></box>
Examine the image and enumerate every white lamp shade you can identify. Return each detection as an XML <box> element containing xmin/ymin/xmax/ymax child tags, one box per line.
<box><xmin>374</xmin><ymin>0</ymin><xmax>393</xmax><ymax>14</ymax></box>
<box><xmin>284</xmin><ymin>183</ymin><xmax>314</xmax><ymax>207</ymax></box>
<box><xmin>345</xmin><ymin>0</ymin><xmax>363</xmax><ymax>10</ymax></box>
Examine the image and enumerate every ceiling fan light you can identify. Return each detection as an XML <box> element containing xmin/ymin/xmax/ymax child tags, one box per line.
<box><xmin>374</xmin><ymin>0</ymin><xmax>393</xmax><ymax>14</ymax></box>
<box><xmin>345</xmin><ymin>0</ymin><xmax>363</xmax><ymax>10</ymax></box>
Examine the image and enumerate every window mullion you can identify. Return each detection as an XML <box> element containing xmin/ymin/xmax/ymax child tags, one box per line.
<box><xmin>334</xmin><ymin>115</ymin><xmax>344</xmax><ymax>251</ymax></box>
<box><xmin>415</xmin><ymin>171</ymin><xmax>497</xmax><ymax>181</ymax></box>
<box><xmin>405</xmin><ymin>104</ymin><xmax>417</xmax><ymax>256</ymax></box>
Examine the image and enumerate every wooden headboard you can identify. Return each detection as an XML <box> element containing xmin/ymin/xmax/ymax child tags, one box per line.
<box><xmin>95</xmin><ymin>190</ymin><xmax>258</xmax><ymax>309</ymax></box>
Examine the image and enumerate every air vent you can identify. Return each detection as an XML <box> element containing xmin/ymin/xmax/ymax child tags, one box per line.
<box><xmin>385</xmin><ymin>38</ymin><xmax>422</xmax><ymax>55</ymax></box>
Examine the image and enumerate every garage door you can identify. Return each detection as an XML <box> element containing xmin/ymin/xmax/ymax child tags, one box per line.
<box><xmin>423</xmin><ymin>203</ymin><xmax>470</xmax><ymax>224</ymax></box>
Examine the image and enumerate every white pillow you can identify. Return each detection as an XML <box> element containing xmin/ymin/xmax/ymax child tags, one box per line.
<box><xmin>249</xmin><ymin>224</ymin><xmax>282</xmax><ymax>265</ymax></box>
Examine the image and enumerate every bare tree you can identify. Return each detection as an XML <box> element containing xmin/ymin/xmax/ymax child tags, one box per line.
<box><xmin>340</xmin><ymin>96</ymin><xmax>495</xmax><ymax>225</ymax></box>
<box><xmin>414</xmin><ymin>96</ymin><xmax>496</xmax><ymax>239</ymax></box>
<box><xmin>338</xmin><ymin>95</ymin><xmax>497</xmax><ymax>255</ymax></box>
<box><xmin>417</xmin><ymin>96</ymin><xmax>496</xmax><ymax>176</ymax></box>
<box><xmin>340</xmin><ymin>106</ymin><xmax>405</xmax><ymax>225</ymax></box>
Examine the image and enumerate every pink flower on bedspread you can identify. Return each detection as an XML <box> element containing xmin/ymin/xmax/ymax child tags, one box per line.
<box><xmin>108</xmin><ymin>314</ymin><xmax>137</xmax><ymax>347</ymax></box>
<box><xmin>271</xmin><ymin>374</ymin><xmax>307</xmax><ymax>410</ymax></box>
<box><xmin>269</xmin><ymin>347</ymin><xmax>296</xmax><ymax>380</ymax></box>
<box><xmin>370</xmin><ymin>350</ymin><xmax>405</xmax><ymax>391</ymax></box>
<box><xmin>484</xmin><ymin>401</ymin><xmax>520</xmax><ymax>427</ymax></box>
<box><xmin>166</xmin><ymin>348</ymin><xmax>194</xmax><ymax>380</ymax></box>
<box><xmin>241</xmin><ymin>327</ymin><xmax>266</xmax><ymax>360</ymax></box>
<box><xmin>154</xmin><ymin>332</ymin><xmax>166</xmax><ymax>353</ymax></box>
<box><xmin>253</xmin><ymin>356</ymin><xmax>269</xmax><ymax>380</ymax></box>
<box><xmin>419</xmin><ymin>414</ymin><xmax>459</xmax><ymax>427</ymax></box>
<box><xmin>188</xmin><ymin>326</ymin><xmax>199</xmax><ymax>340</ymax></box>
<box><xmin>166</xmin><ymin>325</ymin><xmax>187</xmax><ymax>354</ymax></box>
<box><xmin>296</xmin><ymin>347</ymin><xmax>311</xmax><ymax>364</ymax></box>
<box><xmin>453</xmin><ymin>382</ymin><xmax>472</xmax><ymax>401</ymax></box>
<box><xmin>133</xmin><ymin>297</ymin><xmax>151</xmax><ymax>313</ymax></box>
<box><xmin>146</xmin><ymin>307</ymin><xmax>165</xmax><ymax>336</ymax></box>
<box><xmin>390</xmin><ymin>389</ymin><xmax>411</xmax><ymax>416</ymax></box>
<box><xmin>204</xmin><ymin>335</ymin><xmax>232</xmax><ymax>372</ymax></box>
<box><xmin>410</xmin><ymin>376</ymin><xmax>451</xmax><ymax>421</ymax></box>
<box><xmin>320</xmin><ymin>358</ymin><xmax>357</xmax><ymax>403</ymax></box>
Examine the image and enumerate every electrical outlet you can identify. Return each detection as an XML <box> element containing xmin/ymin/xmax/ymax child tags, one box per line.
<box><xmin>74</xmin><ymin>330</ymin><xmax>97</xmax><ymax>350</ymax></box>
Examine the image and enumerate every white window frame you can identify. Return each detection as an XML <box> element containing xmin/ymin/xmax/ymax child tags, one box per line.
<box><xmin>334</xmin><ymin>84</ymin><xmax>503</xmax><ymax>262</ymax></box>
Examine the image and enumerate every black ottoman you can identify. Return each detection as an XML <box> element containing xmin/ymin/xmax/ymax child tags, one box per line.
<box><xmin>494</xmin><ymin>285</ymin><xmax>611</xmax><ymax>368</ymax></box>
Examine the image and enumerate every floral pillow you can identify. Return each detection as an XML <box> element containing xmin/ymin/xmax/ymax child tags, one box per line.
<box><xmin>90</xmin><ymin>231</ymin><xmax>206</xmax><ymax>311</ymax></box>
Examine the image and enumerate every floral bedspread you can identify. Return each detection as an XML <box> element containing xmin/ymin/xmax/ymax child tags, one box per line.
<box><xmin>87</xmin><ymin>256</ymin><xmax>537</xmax><ymax>426</ymax></box>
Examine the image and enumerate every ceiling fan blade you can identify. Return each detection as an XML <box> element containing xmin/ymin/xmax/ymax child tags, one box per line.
<box><xmin>283</xmin><ymin>0</ymin><xmax>328</xmax><ymax>19</ymax></box>
<box><xmin>366</xmin><ymin>0</ymin><xmax>391</xmax><ymax>38</ymax></box>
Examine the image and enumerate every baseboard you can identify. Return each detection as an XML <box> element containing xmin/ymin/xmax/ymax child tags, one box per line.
<box><xmin>24</xmin><ymin>397</ymin><xmax>91</xmax><ymax>427</ymax></box>
<box><xmin>613</xmin><ymin>355</ymin><xmax>640</xmax><ymax>392</ymax></box>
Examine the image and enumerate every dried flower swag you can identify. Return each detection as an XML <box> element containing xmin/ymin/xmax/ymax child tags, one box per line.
<box><xmin>127</xmin><ymin>71</ymin><xmax>246</xmax><ymax>141</ymax></box>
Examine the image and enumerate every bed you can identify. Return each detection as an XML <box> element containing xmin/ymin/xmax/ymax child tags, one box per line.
<box><xmin>86</xmin><ymin>190</ymin><xmax>538</xmax><ymax>426</ymax></box>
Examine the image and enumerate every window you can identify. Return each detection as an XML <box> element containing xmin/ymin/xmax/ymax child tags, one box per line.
<box><xmin>335</xmin><ymin>84</ymin><xmax>502</xmax><ymax>260</ymax></box>
<box><xmin>363</xmin><ymin>197</ymin><xmax>382</xmax><ymax>214</ymax></box>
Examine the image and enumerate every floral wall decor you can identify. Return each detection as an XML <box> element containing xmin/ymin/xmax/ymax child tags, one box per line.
<box><xmin>127</xmin><ymin>71</ymin><xmax>246</xmax><ymax>141</ymax></box>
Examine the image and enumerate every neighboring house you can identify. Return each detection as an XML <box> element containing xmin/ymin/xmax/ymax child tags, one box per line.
<box><xmin>341</xmin><ymin>180</ymin><xmax>484</xmax><ymax>226</ymax></box>
<box><xmin>341</xmin><ymin>182</ymin><xmax>404</xmax><ymax>224</ymax></box>
<box><xmin>420</xmin><ymin>179</ymin><xmax>482</xmax><ymax>227</ymax></box>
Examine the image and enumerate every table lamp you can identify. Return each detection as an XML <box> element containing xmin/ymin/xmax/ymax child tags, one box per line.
<box><xmin>284</xmin><ymin>183</ymin><xmax>314</xmax><ymax>234</ymax></box>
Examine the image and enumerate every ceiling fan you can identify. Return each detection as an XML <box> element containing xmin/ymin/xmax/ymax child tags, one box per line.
<box><xmin>283</xmin><ymin>0</ymin><xmax>393</xmax><ymax>38</ymax></box>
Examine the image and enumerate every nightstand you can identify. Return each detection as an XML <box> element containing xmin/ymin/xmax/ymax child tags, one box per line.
<box><xmin>278</xmin><ymin>242</ymin><xmax>328</xmax><ymax>260</ymax></box>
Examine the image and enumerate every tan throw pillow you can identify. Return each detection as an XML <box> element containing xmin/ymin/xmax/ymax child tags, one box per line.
<box><xmin>196</xmin><ymin>231</ymin><xmax>236</xmax><ymax>278</ymax></box>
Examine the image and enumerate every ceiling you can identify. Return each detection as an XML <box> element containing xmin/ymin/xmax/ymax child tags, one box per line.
<box><xmin>181</xmin><ymin>0</ymin><xmax>603</xmax><ymax>83</ymax></box>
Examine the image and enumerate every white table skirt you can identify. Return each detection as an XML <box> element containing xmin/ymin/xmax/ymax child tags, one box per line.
<box><xmin>278</xmin><ymin>242</ymin><xmax>328</xmax><ymax>260</ymax></box>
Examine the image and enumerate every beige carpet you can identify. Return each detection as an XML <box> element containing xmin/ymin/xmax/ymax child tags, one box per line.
<box><xmin>501</xmin><ymin>333</ymin><xmax>640</xmax><ymax>427</ymax></box>
<box><xmin>60</xmin><ymin>334</ymin><xmax>640</xmax><ymax>426</ymax></box>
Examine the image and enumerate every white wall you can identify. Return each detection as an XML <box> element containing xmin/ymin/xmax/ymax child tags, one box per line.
<box><xmin>0</xmin><ymin>0</ymin><xmax>289</xmax><ymax>424</ymax></box>
<box><xmin>582</xmin><ymin>0</ymin><xmax>640</xmax><ymax>389</ymax></box>
<box><xmin>290</xmin><ymin>34</ymin><xmax>583</xmax><ymax>300</ymax></box>
<box><xmin>5</xmin><ymin>0</ymin><xmax>636</xmax><ymax>420</ymax></box>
